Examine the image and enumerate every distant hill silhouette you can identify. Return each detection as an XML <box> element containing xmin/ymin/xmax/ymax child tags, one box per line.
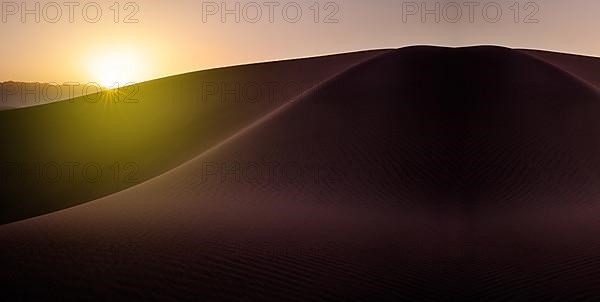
<box><xmin>0</xmin><ymin>82</ymin><xmax>91</xmax><ymax>109</ymax></box>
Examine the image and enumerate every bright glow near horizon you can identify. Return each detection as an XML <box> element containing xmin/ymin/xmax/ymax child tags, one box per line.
<box><xmin>88</xmin><ymin>50</ymin><xmax>145</xmax><ymax>88</ymax></box>
<box><xmin>2</xmin><ymin>0</ymin><xmax>600</xmax><ymax>83</ymax></box>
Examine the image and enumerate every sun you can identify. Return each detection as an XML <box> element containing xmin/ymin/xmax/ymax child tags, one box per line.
<box><xmin>89</xmin><ymin>50</ymin><xmax>145</xmax><ymax>88</ymax></box>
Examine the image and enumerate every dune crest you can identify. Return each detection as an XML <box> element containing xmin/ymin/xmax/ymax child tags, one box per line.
<box><xmin>0</xmin><ymin>49</ymin><xmax>389</xmax><ymax>224</ymax></box>
<box><xmin>2</xmin><ymin>46</ymin><xmax>600</xmax><ymax>300</ymax></box>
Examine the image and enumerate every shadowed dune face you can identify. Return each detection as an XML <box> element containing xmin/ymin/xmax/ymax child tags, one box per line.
<box><xmin>519</xmin><ymin>49</ymin><xmax>600</xmax><ymax>89</ymax></box>
<box><xmin>2</xmin><ymin>47</ymin><xmax>600</xmax><ymax>300</ymax></box>
<box><xmin>302</xmin><ymin>46</ymin><xmax>600</xmax><ymax>209</ymax></box>
<box><xmin>0</xmin><ymin>50</ymin><xmax>389</xmax><ymax>224</ymax></box>
<box><xmin>185</xmin><ymin>46</ymin><xmax>600</xmax><ymax>210</ymax></box>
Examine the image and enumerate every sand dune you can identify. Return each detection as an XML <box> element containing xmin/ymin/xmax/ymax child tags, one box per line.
<box><xmin>519</xmin><ymin>49</ymin><xmax>600</xmax><ymax>88</ymax></box>
<box><xmin>1</xmin><ymin>46</ymin><xmax>600</xmax><ymax>300</ymax></box>
<box><xmin>0</xmin><ymin>49</ymin><xmax>389</xmax><ymax>224</ymax></box>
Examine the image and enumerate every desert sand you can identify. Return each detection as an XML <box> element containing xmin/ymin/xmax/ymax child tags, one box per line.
<box><xmin>1</xmin><ymin>46</ymin><xmax>600</xmax><ymax>300</ymax></box>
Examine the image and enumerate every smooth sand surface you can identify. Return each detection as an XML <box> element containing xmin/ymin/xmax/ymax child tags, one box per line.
<box><xmin>0</xmin><ymin>49</ymin><xmax>389</xmax><ymax>224</ymax></box>
<box><xmin>2</xmin><ymin>46</ymin><xmax>600</xmax><ymax>300</ymax></box>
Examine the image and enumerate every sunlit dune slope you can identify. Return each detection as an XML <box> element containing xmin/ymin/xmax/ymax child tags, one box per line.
<box><xmin>2</xmin><ymin>46</ymin><xmax>600</xmax><ymax>300</ymax></box>
<box><xmin>0</xmin><ymin>50</ymin><xmax>389</xmax><ymax>224</ymax></box>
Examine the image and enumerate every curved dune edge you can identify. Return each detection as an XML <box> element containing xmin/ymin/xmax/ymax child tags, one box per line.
<box><xmin>0</xmin><ymin>48</ymin><xmax>393</xmax><ymax>225</ymax></box>
<box><xmin>518</xmin><ymin>49</ymin><xmax>600</xmax><ymax>88</ymax></box>
<box><xmin>517</xmin><ymin>50</ymin><xmax>600</xmax><ymax>93</ymax></box>
<box><xmin>1</xmin><ymin>48</ymin><xmax>596</xmax><ymax>114</ymax></box>
<box><xmin>1</xmin><ymin>50</ymin><xmax>394</xmax><ymax>113</ymax></box>
<box><xmin>6</xmin><ymin>45</ymin><xmax>600</xmax><ymax>226</ymax></box>
<box><xmin>2</xmin><ymin>46</ymin><xmax>600</xmax><ymax>300</ymax></box>
<box><xmin>1</xmin><ymin>49</ymin><xmax>392</xmax><ymax>226</ymax></box>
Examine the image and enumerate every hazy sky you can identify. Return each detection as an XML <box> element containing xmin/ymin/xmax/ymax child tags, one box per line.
<box><xmin>1</xmin><ymin>0</ymin><xmax>599</xmax><ymax>83</ymax></box>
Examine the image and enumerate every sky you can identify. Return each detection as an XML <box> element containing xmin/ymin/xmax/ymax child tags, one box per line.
<box><xmin>1</xmin><ymin>0</ymin><xmax>599</xmax><ymax>84</ymax></box>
